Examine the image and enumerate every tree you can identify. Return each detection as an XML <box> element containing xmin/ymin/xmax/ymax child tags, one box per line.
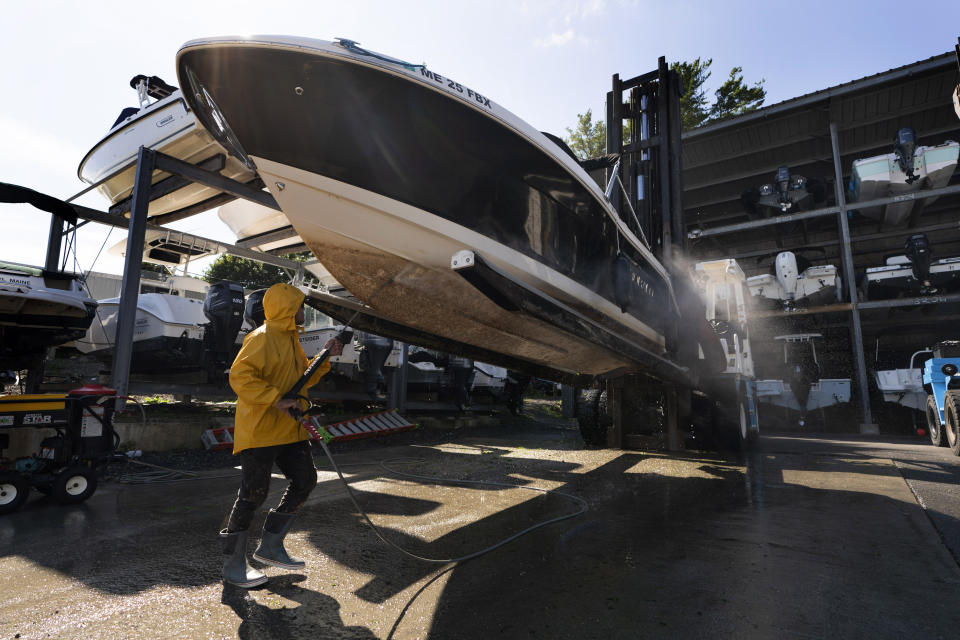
<box><xmin>564</xmin><ymin>59</ymin><xmax>766</xmax><ymax>151</ymax></box>
<box><xmin>140</xmin><ymin>262</ymin><xmax>170</xmax><ymax>275</ymax></box>
<box><xmin>708</xmin><ymin>66</ymin><xmax>766</xmax><ymax>122</ymax></box>
<box><xmin>671</xmin><ymin>58</ymin><xmax>713</xmax><ymax>130</ymax></box>
<box><xmin>670</xmin><ymin>58</ymin><xmax>766</xmax><ymax>129</ymax></box>
<box><xmin>203</xmin><ymin>254</ymin><xmax>293</xmax><ymax>290</ymax></box>
<box><xmin>565</xmin><ymin>109</ymin><xmax>607</xmax><ymax>160</ymax></box>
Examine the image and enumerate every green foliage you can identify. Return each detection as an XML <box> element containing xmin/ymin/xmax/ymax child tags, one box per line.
<box><xmin>565</xmin><ymin>59</ymin><xmax>766</xmax><ymax>146</ymax></box>
<box><xmin>670</xmin><ymin>58</ymin><xmax>766</xmax><ymax>130</ymax></box>
<box><xmin>708</xmin><ymin>66</ymin><xmax>766</xmax><ymax>123</ymax></box>
<box><xmin>565</xmin><ymin>109</ymin><xmax>607</xmax><ymax>160</ymax></box>
<box><xmin>140</xmin><ymin>262</ymin><xmax>170</xmax><ymax>275</ymax></box>
<box><xmin>202</xmin><ymin>254</ymin><xmax>292</xmax><ymax>290</ymax></box>
<box><xmin>671</xmin><ymin>58</ymin><xmax>714</xmax><ymax>130</ymax></box>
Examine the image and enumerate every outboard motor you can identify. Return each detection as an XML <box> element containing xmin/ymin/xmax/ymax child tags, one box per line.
<box><xmin>446</xmin><ymin>355</ymin><xmax>475</xmax><ymax>411</ymax></box>
<box><xmin>785</xmin><ymin>341</ymin><xmax>821</xmax><ymax>425</ymax></box>
<box><xmin>893</xmin><ymin>127</ymin><xmax>919</xmax><ymax>184</ymax></box>
<box><xmin>904</xmin><ymin>233</ymin><xmax>933</xmax><ymax>289</ymax></box>
<box><xmin>203</xmin><ymin>281</ymin><xmax>245</xmax><ymax>384</ymax></box>
<box><xmin>244</xmin><ymin>288</ymin><xmax>268</xmax><ymax>328</ymax></box>
<box><xmin>775</xmin><ymin>166</ymin><xmax>792</xmax><ymax>209</ymax></box>
<box><xmin>774</xmin><ymin>251</ymin><xmax>800</xmax><ymax>303</ymax></box>
<box><xmin>752</xmin><ymin>166</ymin><xmax>812</xmax><ymax>214</ymax></box>
<box><xmin>355</xmin><ymin>332</ymin><xmax>394</xmax><ymax>400</ymax></box>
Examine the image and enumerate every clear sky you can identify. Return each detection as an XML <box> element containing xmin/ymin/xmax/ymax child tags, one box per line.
<box><xmin>2</xmin><ymin>0</ymin><xmax>958</xmax><ymax>277</ymax></box>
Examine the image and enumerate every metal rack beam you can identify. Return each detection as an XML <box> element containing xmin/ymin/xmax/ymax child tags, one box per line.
<box><xmin>688</xmin><ymin>181</ymin><xmax>960</xmax><ymax>240</ymax></box>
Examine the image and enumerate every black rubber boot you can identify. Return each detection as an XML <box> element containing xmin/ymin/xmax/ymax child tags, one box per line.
<box><xmin>220</xmin><ymin>529</ymin><xmax>267</xmax><ymax>588</ymax></box>
<box><xmin>253</xmin><ymin>510</ymin><xmax>305</xmax><ymax>570</ymax></box>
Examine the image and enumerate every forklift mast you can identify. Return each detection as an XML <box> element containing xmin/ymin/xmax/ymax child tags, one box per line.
<box><xmin>606</xmin><ymin>57</ymin><xmax>685</xmax><ymax>267</ymax></box>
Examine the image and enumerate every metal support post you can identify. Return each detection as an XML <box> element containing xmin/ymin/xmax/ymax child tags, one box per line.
<box><xmin>666</xmin><ymin>69</ymin><xmax>685</xmax><ymax>253</ymax></box>
<box><xmin>44</xmin><ymin>215</ymin><xmax>63</xmax><ymax>271</ymax></box>
<box><xmin>111</xmin><ymin>146</ymin><xmax>154</xmax><ymax>401</ymax></box>
<box><xmin>656</xmin><ymin>57</ymin><xmax>673</xmax><ymax>265</ymax></box>
<box><xmin>388</xmin><ymin>343</ymin><xmax>409</xmax><ymax>412</ymax></box>
<box><xmin>560</xmin><ymin>384</ymin><xmax>575</xmax><ymax>419</ymax></box>
<box><xmin>829</xmin><ymin>123</ymin><xmax>876</xmax><ymax>433</ymax></box>
<box><xmin>606</xmin><ymin>377</ymin><xmax>624</xmax><ymax>448</ymax></box>
<box><xmin>665</xmin><ymin>385</ymin><xmax>682</xmax><ymax>451</ymax></box>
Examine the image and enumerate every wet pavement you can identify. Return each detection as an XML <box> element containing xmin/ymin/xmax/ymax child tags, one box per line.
<box><xmin>2</xmin><ymin>405</ymin><xmax>960</xmax><ymax>639</ymax></box>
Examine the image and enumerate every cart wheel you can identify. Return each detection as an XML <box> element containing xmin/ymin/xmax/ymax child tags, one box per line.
<box><xmin>0</xmin><ymin>472</ymin><xmax>30</xmax><ymax>515</ymax></box>
<box><xmin>51</xmin><ymin>466</ymin><xmax>98</xmax><ymax>505</ymax></box>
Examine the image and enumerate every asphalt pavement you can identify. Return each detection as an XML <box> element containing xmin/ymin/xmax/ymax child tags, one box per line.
<box><xmin>1</xmin><ymin>409</ymin><xmax>959</xmax><ymax>639</ymax></box>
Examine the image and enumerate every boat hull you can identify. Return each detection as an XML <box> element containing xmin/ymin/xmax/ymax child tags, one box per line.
<box><xmin>258</xmin><ymin>158</ymin><xmax>662</xmax><ymax>375</ymax></box>
<box><xmin>860</xmin><ymin>257</ymin><xmax>960</xmax><ymax>300</ymax></box>
<box><xmin>746</xmin><ymin>266</ymin><xmax>841</xmax><ymax>309</ymax></box>
<box><xmin>851</xmin><ymin>141</ymin><xmax>959</xmax><ymax>226</ymax></box>
<box><xmin>176</xmin><ymin>38</ymin><xmax>675</xmax><ymax>375</ymax></box>
<box><xmin>77</xmin><ymin>294</ymin><xmax>208</xmax><ymax>373</ymax></box>
<box><xmin>78</xmin><ymin>91</ymin><xmax>257</xmax><ymax>218</ymax></box>
<box><xmin>0</xmin><ymin>263</ymin><xmax>97</xmax><ymax>367</ymax></box>
<box><xmin>874</xmin><ymin>368</ymin><xmax>925</xmax><ymax>411</ymax></box>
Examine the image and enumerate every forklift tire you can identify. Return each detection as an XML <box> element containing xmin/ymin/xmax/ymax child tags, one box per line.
<box><xmin>737</xmin><ymin>397</ymin><xmax>752</xmax><ymax>446</ymax></box>
<box><xmin>944</xmin><ymin>391</ymin><xmax>960</xmax><ymax>457</ymax></box>
<box><xmin>51</xmin><ymin>466</ymin><xmax>98</xmax><ymax>505</ymax></box>
<box><xmin>926</xmin><ymin>394</ymin><xmax>946</xmax><ymax>447</ymax></box>
<box><xmin>577</xmin><ymin>389</ymin><xmax>610</xmax><ymax>446</ymax></box>
<box><xmin>0</xmin><ymin>472</ymin><xmax>30</xmax><ymax>515</ymax></box>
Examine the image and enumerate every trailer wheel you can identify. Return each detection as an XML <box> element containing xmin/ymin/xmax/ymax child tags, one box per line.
<box><xmin>926</xmin><ymin>394</ymin><xmax>945</xmax><ymax>447</ymax></box>
<box><xmin>0</xmin><ymin>472</ymin><xmax>30</xmax><ymax>515</ymax></box>
<box><xmin>944</xmin><ymin>391</ymin><xmax>960</xmax><ymax>457</ymax></box>
<box><xmin>577</xmin><ymin>389</ymin><xmax>610</xmax><ymax>446</ymax></box>
<box><xmin>51</xmin><ymin>466</ymin><xmax>98</xmax><ymax>505</ymax></box>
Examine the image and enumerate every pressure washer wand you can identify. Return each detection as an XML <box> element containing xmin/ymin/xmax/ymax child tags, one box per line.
<box><xmin>285</xmin><ymin>268</ymin><xmax>409</xmax><ymax>402</ymax></box>
<box><xmin>283</xmin><ymin>328</ymin><xmax>353</xmax><ymax>401</ymax></box>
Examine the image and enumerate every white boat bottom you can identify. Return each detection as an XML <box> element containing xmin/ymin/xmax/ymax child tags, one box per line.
<box><xmin>253</xmin><ymin>157</ymin><xmax>666</xmax><ymax>375</ymax></box>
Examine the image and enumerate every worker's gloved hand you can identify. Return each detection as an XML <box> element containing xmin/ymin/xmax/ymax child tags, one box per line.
<box><xmin>325</xmin><ymin>338</ymin><xmax>344</xmax><ymax>357</ymax></box>
<box><xmin>275</xmin><ymin>398</ymin><xmax>300</xmax><ymax>413</ymax></box>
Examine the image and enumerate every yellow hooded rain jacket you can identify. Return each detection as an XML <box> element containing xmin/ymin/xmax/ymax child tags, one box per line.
<box><xmin>229</xmin><ymin>283</ymin><xmax>330</xmax><ymax>454</ymax></box>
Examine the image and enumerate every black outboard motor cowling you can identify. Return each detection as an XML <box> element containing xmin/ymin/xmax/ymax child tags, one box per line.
<box><xmin>356</xmin><ymin>332</ymin><xmax>394</xmax><ymax>400</ymax></box>
<box><xmin>203</xmin><ymin>281</ymin><xmax>245</xmax><ymax>383</ymax></box>
<box><xmin>904</xmin><ymin>233</ymin><xmax>933</xmax><ymax>287</ymax></box>
<box><xmin>244</xmin><ymin>288</ymin><xmax>268</xmax><ymax>328</ymax></box>
<box><xmin>894</xmin><ymin>127</ymin><xmax>919</xmax><ymax>184</ymax></box>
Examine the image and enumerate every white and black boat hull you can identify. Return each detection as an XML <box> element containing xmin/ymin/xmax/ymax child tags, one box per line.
<box><xmin>177</xmin><ymin>37</ymin><xmax>681</xmax><ymax>378</ymax></box>
<box><xmin>77</xmin><ymin>294</ymin><xmax>207</xmax><ymax>374</ymax></box>
<box><xmin>0</xmin><ymin>263</ymin><xmax>97</xmax><ymax>368</ymax></box>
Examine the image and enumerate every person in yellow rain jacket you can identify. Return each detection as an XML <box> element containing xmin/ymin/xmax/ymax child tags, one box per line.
<box><xmin>219</xmin><ymin>282</ymin><xmax>343</xmax><ymax>588</ymax></box>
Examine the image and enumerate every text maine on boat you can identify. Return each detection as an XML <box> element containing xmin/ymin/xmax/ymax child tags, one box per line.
<box><xmin>175</xmin><ymin>35</ymin><xmax>697</xmax><ymax>379</ymax></box>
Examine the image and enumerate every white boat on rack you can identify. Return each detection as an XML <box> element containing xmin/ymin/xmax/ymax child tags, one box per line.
<box><xmin>755</xmin><ymin>334</ymin><xmax>851</xmax><ymax>427</ymax></box>
<box><xmin>76</xmin><ymin>281</ymin><xmax>245</xmax><ymax>378</ymax></box>
<box><xmin>874</xmin><ymin>349</ymin><xmax>932</xmax><ymax>412</ymax></box>
<box><xmin>746</xmin><ymin>251</ymin><xmax>842</xmax><ymax>310</ymax></box>
<box><xmin>859</xmin><ymin>233</ymin><xmax>960</xmax><ymax>300</ymax></box>
<box><xmin>0</xmin><ymin>260</ymin><xmax>97</xmax><ymax>370</ymax></box>
<box><xmin>174</xmin><ymin>35</ymin><xmax>692</xmax><ymax>380</ymax></box>
<box><xmin>850</xmin><ymin>128</ymin><xmax>959</xmax><ymax>227</ymax></box>
<box><xmin>78</xmin><ymin>74</ymin><xmax>257</xmax><ymax>218</ymax></box>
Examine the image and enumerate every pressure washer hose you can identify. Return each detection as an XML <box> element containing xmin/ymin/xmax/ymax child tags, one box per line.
<box><xmin>308</xmin><ymin>416</ymin><xmax>589</xmax><ymax>564</ymax></box>
<box><xmin>291</xmin><ymin>265</ymin><xmax>588</xmax><ymax>563</ymax></box>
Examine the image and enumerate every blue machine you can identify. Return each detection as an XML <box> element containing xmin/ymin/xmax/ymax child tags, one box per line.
<box><xmin>922</xmin><ymin>341</ymin><xmax>960</xmax><ymax>456</ymax></box>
